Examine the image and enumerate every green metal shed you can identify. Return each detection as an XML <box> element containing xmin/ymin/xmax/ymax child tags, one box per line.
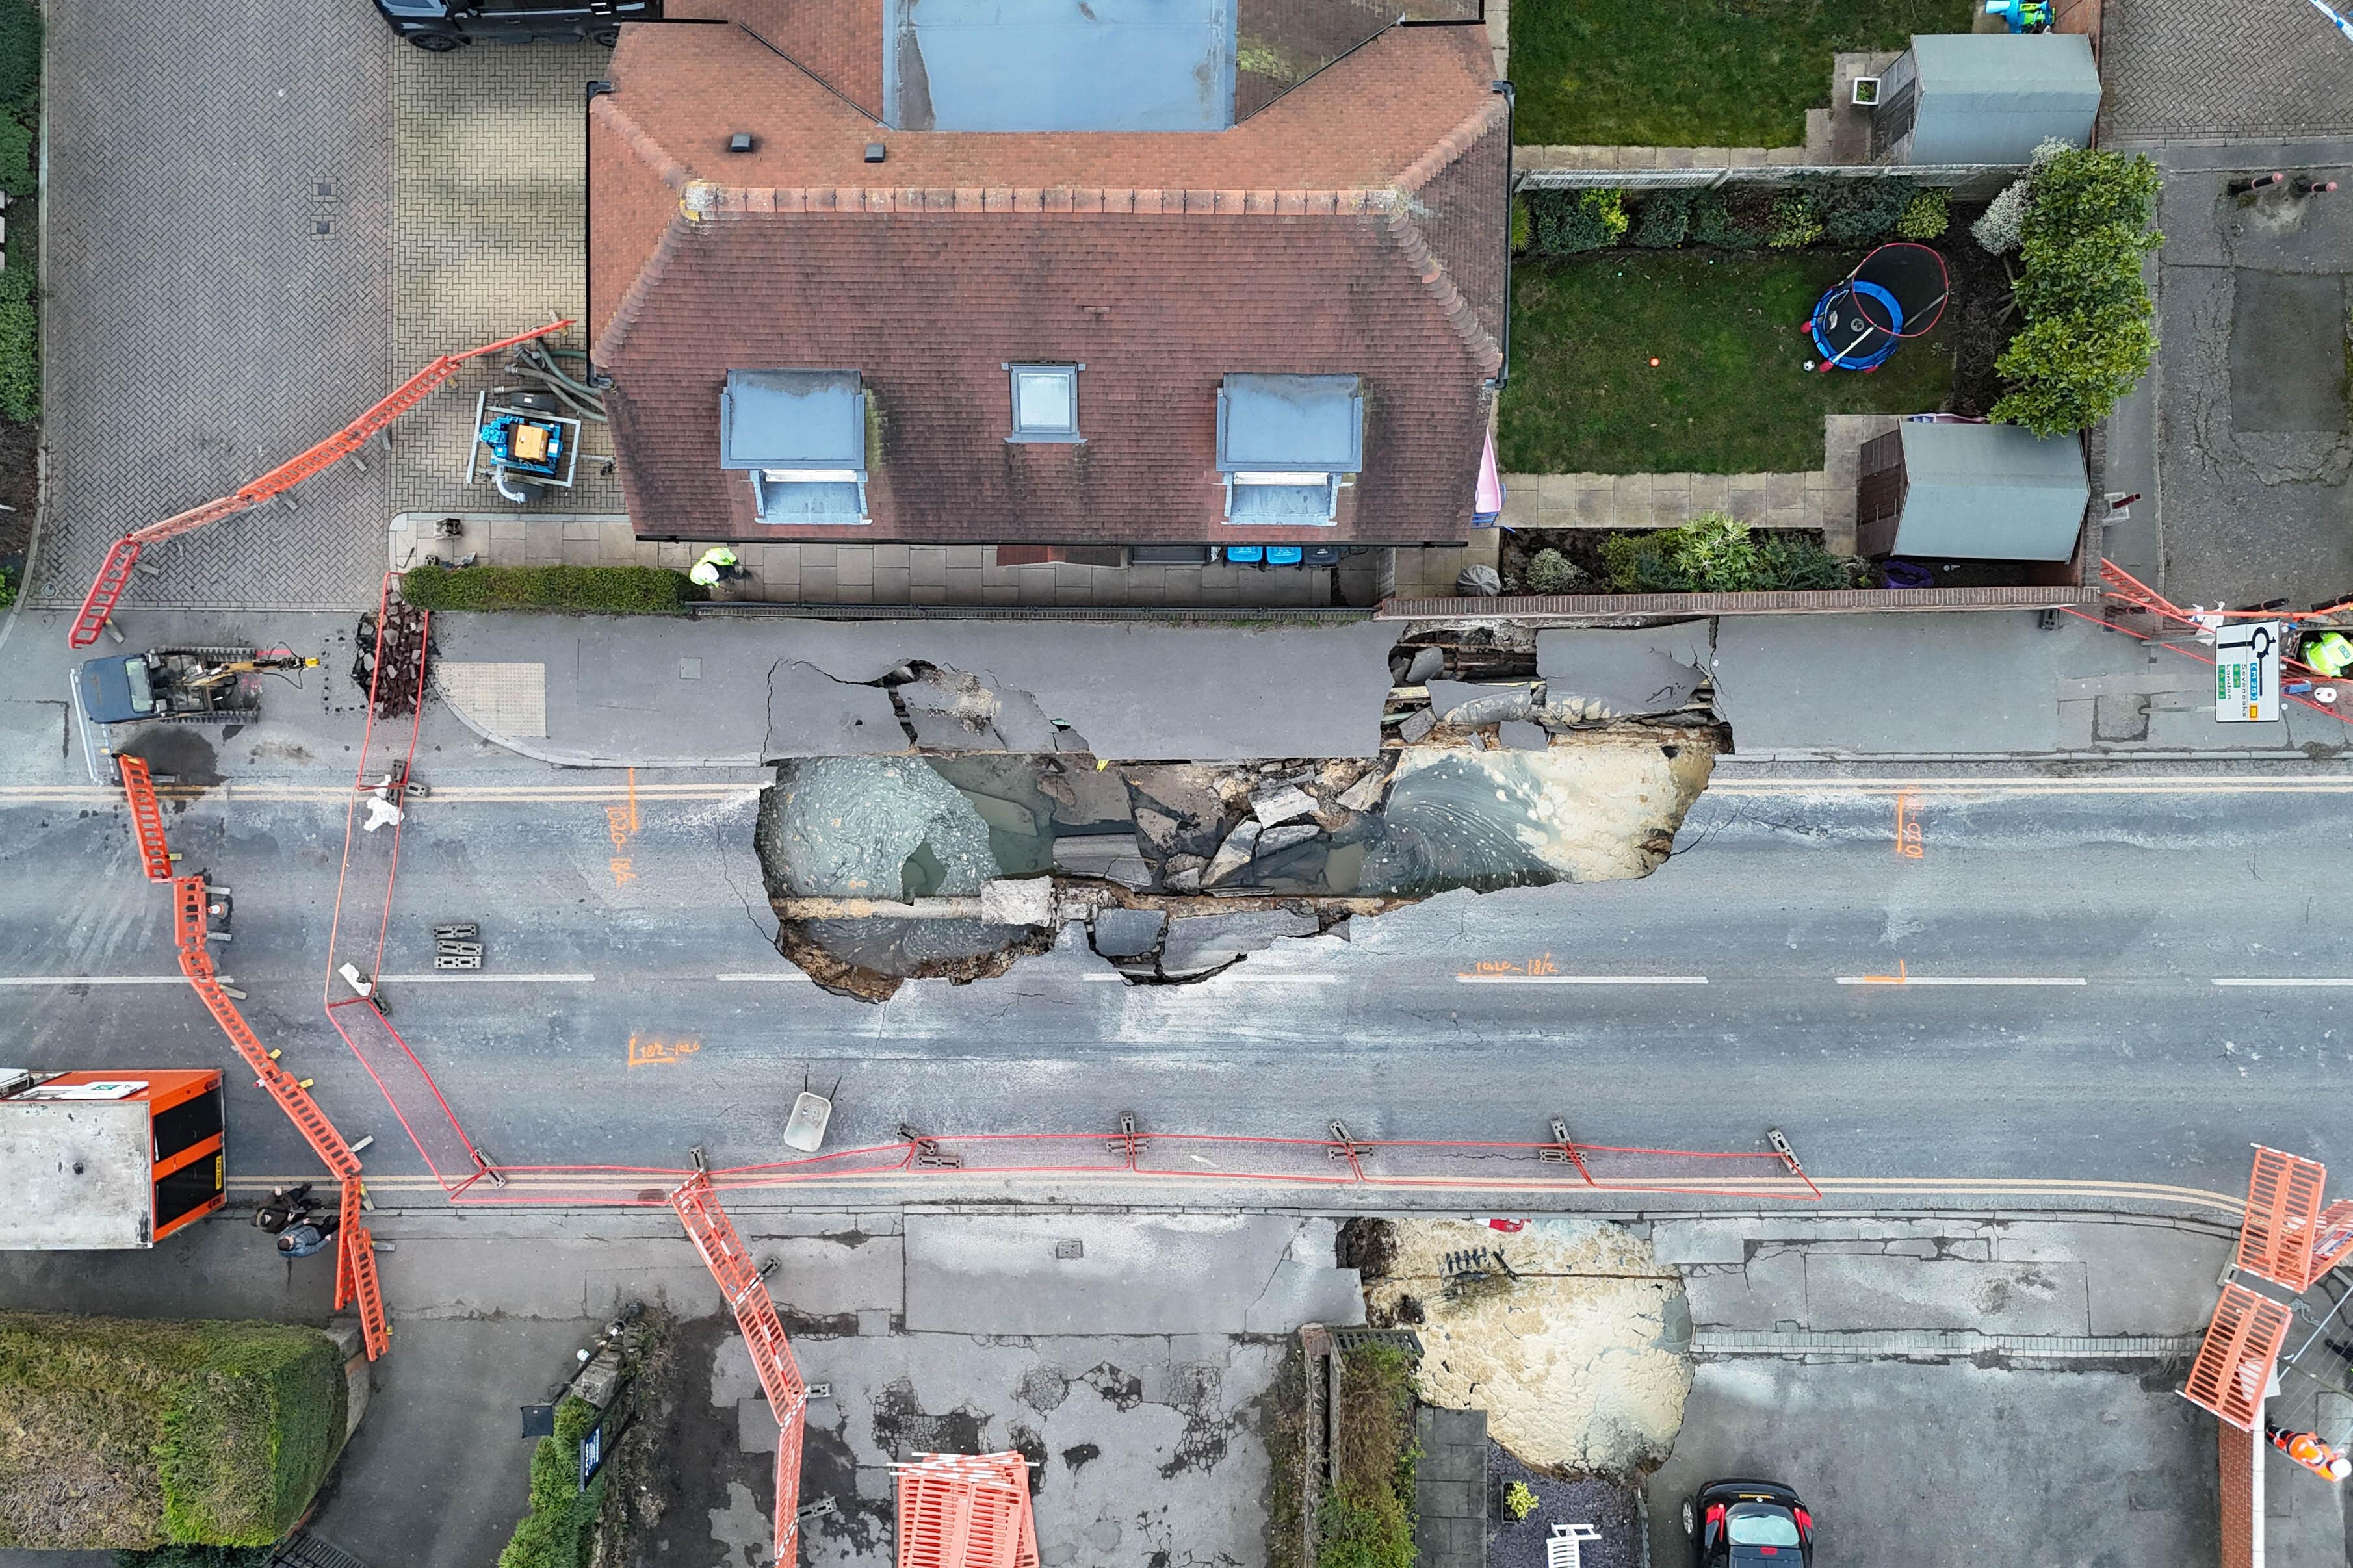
<box><xmin>1855</xmin><ymin>420</ymin><xmax>2090</xmax><ymax>561</ymax></box>
<box><xmin>1869</xmin><ymin>34</ymin><xmax>2101</xmax><ymax>166</ymax></box>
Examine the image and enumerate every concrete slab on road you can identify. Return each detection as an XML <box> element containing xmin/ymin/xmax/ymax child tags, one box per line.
<box><xmin>903</xmin><ymin>1213</ymin><xmax>1363</xmax><ymax>1335</ymax></box>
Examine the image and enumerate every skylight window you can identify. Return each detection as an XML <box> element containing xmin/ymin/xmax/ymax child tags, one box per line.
<box><xmin>720</xmin><ymin>370</ymin><xmax>870</xmax><ymax>525</ymax></box>
<box><xmin>1216</xmin><ymin>373</ymin><xmax>1363</xmax><ymax>525</ymax></box>
<box><xmin>1008</xmin><ymin>364</ymin><xmax>1082</xmax><ymax>443</ymax></box>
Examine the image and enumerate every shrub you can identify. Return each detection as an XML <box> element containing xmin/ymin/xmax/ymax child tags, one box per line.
<box><xmin>1521</xmin><ymin>548</ymin><xmax>1586</xmax><ymax>595</ymax></box>
<box><xmin>1529</xmin><ymin>188</ymin><xmax>1627</xmax><ymax>255</ymax></box>
<box><xmin>0</xmin><ymin>109</ymin><xmax>31</xmax><ymax>198</ymax></box>
<box><xmin>0</xmin><ymin>263</ymin><xmax>34</xmax><ymax>424</ymax></box>
<box><xmin>1318</xmin><ymin>1482</ymin><xmax>1414</xmax><ymax>1568</ymax></box>
<box><xmin>0</xmin><ymin>0</ymin><xmax>38</xmax><ymax>112</ymax></box>
<box><xmin>0</xmin><ymin>1313</ymin><xmax>346</xmax><ymax>1549</ymax></box>
<box><xmin>497</xmin><ymin>1398</ymin><xmax>602</xmax><ymax>1568</ymax></box>
<box><xmin>400</xmin><ymin>563</ymin><xmax>701</xmax><ymax>614</ymax></box>
<box><xmin>1972</xmin><ymin>179</ymin><xmax>2030</xmax><ymax>253</ymax></box>
<box><xmin>114</xmin><ymin>1550</ymin><xmax>274</xmax><ymax>1568</ymax></box>
<box><xmin>0</xmin><ymin>563</ymin><xmax>17</xmax><ymax>611</ymax></box>
<box><xmin>1509</xmin><ymin>194</ymin><xmax>1532</xmax><ymax>255</ymax></box>
<box><xmin>1690</xmin><ymin>189</ymin><xmax>1765</xmax><ymax>250</ymax></box>
<box><xmin>1991</xmin><ymin>146</ymin><xmax>2163</xmax><ymax>435</ymax></box>
<box><xmin>1502</xmin><ymin>1480</ymin><xmax>1539</xmax><ymax>1522</ymax></box>
<box><xmin>1895</xmin><ymin>188</ymin><xmax>1949</xmax><ymax>240</ymax></box>
<box><xmin>1597</xmin><ymin>515</ymin><xmax>1852</xmax><ymax>593</ymax></box>
<box><xmin>1812</xmin><ymin>177</ymin><xmax>1916</xmax><ymax>244</ymax></box>
<box><xmin>1765</xmin><ymin>190</ymin><xmax>1824</xmax><ymax>250</ymax></box>
<box><xmin>1629</xmin><ymin>188</ymin><xmax>1693</xmax><ymax>249</ymax></box>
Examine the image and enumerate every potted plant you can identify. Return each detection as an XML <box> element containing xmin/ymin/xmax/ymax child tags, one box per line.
<box><xmin>1852</xmin><ymin>76</ymin><xmax>1880</xmax><ymax>106</ymax></box>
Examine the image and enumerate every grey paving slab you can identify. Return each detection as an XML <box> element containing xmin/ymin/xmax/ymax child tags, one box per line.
<box><xmin>1679</xmin><ymin>1250</ymin><xmax>1807</xmax><ymax>1332</ymax></box>
<box><xmin>1711</xmin><ymin>613</ymin><xmax>2143</xmax><ymax>756</ymax></box>
<box><xmin>1647</xmin><ymin>1361</ymin><xmax>2230</xmax><ymax>1567</ymax></box>
<box><xmin>432</xmin><ymin>615</ymin><xmax>1400</xmax><ymax>764</ymax></box>
<box><xmin>32</xmin><ymin>0</ymin><xmax>394</xmax><ymax>611</ymax></box>
<box><xmin>1989</xmin><ymin>1220</ymin><xmax>2229</xmax><ymax>1338</ymax></box>
<box><xmin>902</xmin><ymin>1214</ymin><xmax>1360</xmax><ymax>1335</ymax></box>
<box><xmin>1800</xmin><ymin>1253</ymin><xmax>2088</xmax><ymax>1335</ymax></box>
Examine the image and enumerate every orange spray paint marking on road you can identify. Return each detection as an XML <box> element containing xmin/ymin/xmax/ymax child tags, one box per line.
<box><xmin>1460</xmin><ymin>954</ymin><xmax>1561</xmax><ymax>980</ymax></box>
<box><xmin>1894</xmin><ymin>791</ymin><xmax>1925</xmax><ymax>858</ymax></box>
<box><xmin>627</xmin><ymin>1035</ymin><xmax>701</xmax><ymax>1070</ymax></box>
<box><xmin>608</xmin><ymin>769</ymin><xmax>641</xmax><ymax>888</ymax></box>
<box><xmin>1855</xmin><ymin>960</ymin><xmax>1911</xmax><ymax>985</ymax></box>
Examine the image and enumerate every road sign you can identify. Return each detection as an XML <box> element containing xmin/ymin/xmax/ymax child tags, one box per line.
<box><xmin>578</xmin><ymin>1415</ymin><xmax>606</xmax><ymax>1491</ymax></box>
<box><xmin>2216</xmin><ymin>621</ymin><xmax>2283</xmax><ymax>723</ymax></box>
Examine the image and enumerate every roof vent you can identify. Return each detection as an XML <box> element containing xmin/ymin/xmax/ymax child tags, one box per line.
<box><xmin>727</xmin><ymin>132</ymin><xmax>754</xmax><ymax>154</ymax></box>
<box><xmin>864</xmin><ymin>142</ymin><xmax>887</xmax><ymax>164</ymax></box>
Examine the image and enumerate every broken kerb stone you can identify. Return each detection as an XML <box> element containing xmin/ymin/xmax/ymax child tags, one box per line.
<box><xmin>1090</xmin><ymin>906</ymin><xmax>1167</xmax><ymax>959</ymax></box>
<box><xmin>1427</xmin><ymin>680</ymin><xmax>1536</xmax><ymax>726</ymax></box>
<box><xmin>1255</xmin><ymin>822</ymin><xmax>1321</xmax><ymax>855</ymax></box>
<box><xmin>1398</xmin><ymin>710</ymin><xmax>1437</xmax><ymax>744</ymax></box>
<box><xmin>1334</xmin><ymin>767</ymin><xmax>1388</xmax><ymax>813</ymax></box>
<box><xmin>978</xmin><ymin>878</ymin><xmax>1054</xmax><ymax>927</ymax></box>
<box><xmin>1204</xmin><ymin>821</ymin><xmax>1261</xmax><ymax>885</ymax></box>
<box><xmin>1249</xmin><ymin>784</ymin><xmax>1319</xmax><ymax>828</ymax></box>
<box><xmin>1160</xmin><ymin>909</ymin><xmax>1323</xmax><ymax>972</ymax></box>
<box><xmin>1499</xmin><ymin>720</ymin><xmax>1550</xmax><ymax>752</ymax></box>
<box><xmin>1401</xmin><ymin>646</ymin><xmax>1446</xmax><ymax>686</ymax></box>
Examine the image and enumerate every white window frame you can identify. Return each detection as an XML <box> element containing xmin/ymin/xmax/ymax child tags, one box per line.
<box><xmin>751</xmin><ymin>469</ymin><xmax>869</xmax><ymax>525</ymax></box>
<box><xmin>1005</xmin><ymin>362</ymin><xmax>1084</xmax><ymax>443</ymax></box>
<box><xmin>1222</xmin><ymin>471</ymin><xmax>1342</xmax><ymax>524</ymax></box>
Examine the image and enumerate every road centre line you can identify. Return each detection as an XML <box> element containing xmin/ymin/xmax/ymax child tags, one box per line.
<box><xmin>374</xmin><ymin>972</ymin><xmax>597</xmax><ymax>984</ymax></box>
<box><xmin>1715</xmin><ymin>777</ymin><xmax>2353</xmax><ymax>797</ymax></box>
<box><xmin>1079</xmin><ymin>972</ymin><xmax>1343</xmax><ymax>984</ymax></box>
<box><xmin>2212</xmin><ymin>977</ymin><xmax>2353</xmax><ymax>988</ymax></box>
<box><xmin>1455</xmin><ymin>973</ymin><xmax>1708</xmax><ymax>985</ymax></box>
<box><xmin>0</xmin><ymin>975</ymin><xmax>186</xmax><ymax>986</ymax></box>
<box><xmin>1836</xmin><ymin>975</ymin><xmax>2087</xmax><ymax>986</ymax></box>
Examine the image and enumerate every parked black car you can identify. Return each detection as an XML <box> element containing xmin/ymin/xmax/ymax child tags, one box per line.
<box><xmin>372</xmin><ymin>0</ymin><xmax>659</xmax><ymax>51</ymax></box>
<box><xmin>1681</xmin><ymin>1479</ymin><xmax>1815</xmax><ymax>1566</ymax></box>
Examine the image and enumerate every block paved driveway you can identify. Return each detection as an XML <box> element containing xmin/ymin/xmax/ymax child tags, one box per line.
<box><xmin>2100</xmin><ymin>0</ymin><xmax>2353</xmax><ymax>144</ymax></box>
<box><xmin>31</xmin><ymin>1</ymin><xmax>393</xmax><ymax>611</ymax></box>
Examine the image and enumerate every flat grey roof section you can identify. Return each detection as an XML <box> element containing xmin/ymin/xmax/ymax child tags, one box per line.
<box><xmin>434</xmin><ymin>617</ymin><xmax>1399</xmax><ymax>764</ymax></box>
<box><xmin>1906</xmin><ymin>32</ymin><xmax>2100</xmax><ymax>164</ymax></box>
<box><xmin>1713</xmin><ymin>613</ymin><xmax>2090</xmax><ymax>754</ymax></box>
<box><xmin>1218</xmin><ymin>373</ymin><xmax>1364</xmax><ymax>471</ymax></box>
<box><xmin>904</xmin><ymin>1214</ymin><xmax>1364</xmax><ymax>1335</ymax></box>
<box><xmin>1896</xmin><ymin>421</ymin><xmax>2090</xmax><ymax>562</ymax></box>
<box><xmin>720</xmin><ymin>370</ymin><xmax>864</xmax><ymax>470</ymax></box>
<box><xmin>886</xmin><ymin>0</ymin><xmax>1238</xmax><ymax>131</ymax></box>
<box><xmin>0</xmin><ymin>1101</ymin><xmax>151</xmax><ymax>1249</ymax></box>
<box><xmin>1535</xmin><ymin>624</ymin><xmax>1711</xmax><ymax>715</ymax></box>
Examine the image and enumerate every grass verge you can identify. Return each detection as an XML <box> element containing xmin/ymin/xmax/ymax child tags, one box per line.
<box><xmin>401</xmin><ymin>563</ymin><xmax>703</xmax><ymax>614</ymax></box>
<box><xmin>0</xmin><ymin>1313</ymin><xmax>346</xmax><ymax>1550</ymax></box>
<box><xmin>1501</xmin><ymin>250</ymin><xmax>1954</xmax><ymax>474</ymax></box>
<box><xmin>1509</xmin><ymin>0</ymin><xmax>1973</xmax><ymax>148</ymax></box>
<box><xmin>1320</xmin><ymin>1343</ymin><xmax>1417</xmax><ymax>1568</ymax></box>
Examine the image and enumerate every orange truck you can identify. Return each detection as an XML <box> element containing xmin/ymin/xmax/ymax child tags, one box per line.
<box><xmin>0</xmin><ymin>1069</ymin><xmax>227</xmax><ymax>1247</ymax></box>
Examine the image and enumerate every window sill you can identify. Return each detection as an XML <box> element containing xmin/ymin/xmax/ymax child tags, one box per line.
<box><xmin>1006</xmin><ymin>433</ymin><xmax>1086</xmax><ymax>445</ymax></box>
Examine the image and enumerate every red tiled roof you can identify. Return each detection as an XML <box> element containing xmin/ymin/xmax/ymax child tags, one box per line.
<box><xmin>591</xmin><ymin>13</ymin><xmax>1507</xmax><ymax>545</ymax></box>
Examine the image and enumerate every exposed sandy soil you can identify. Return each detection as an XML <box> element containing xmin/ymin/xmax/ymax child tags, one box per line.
<box><xmin>1366</xmin><ymin>1218</ymin><xmax>1691</xmax><ymax>1476</ymax></box>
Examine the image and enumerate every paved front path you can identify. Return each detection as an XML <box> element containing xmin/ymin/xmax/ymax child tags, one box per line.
<box><xmin>31</xmin><ymin>1</ymin><xmax>395</xmax><ymax>611</ymax></box>
<box><xmin>2099</xmin><ymin>0</ymin><xmax>2353</xmax><ymax>146</ymax></box>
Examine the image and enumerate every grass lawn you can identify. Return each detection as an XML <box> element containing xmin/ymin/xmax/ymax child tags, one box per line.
<box><xmin>1510</xmin><ymin>0</ymin><xmax>1976</xmax><ymax>149</ymax></box>
<box><xmin>1500</xmin><ymin>250</ymin><xmax>1956</xmax><ymax>475</ymax></box>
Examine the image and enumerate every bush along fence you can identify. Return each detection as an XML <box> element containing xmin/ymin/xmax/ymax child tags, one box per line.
<box><xmin>1517</xmin><ymin>173</ymin><xmax>1959</xmax><ymax>260</ymax></box>
<box><xmin>0</xmin><ymin>0</ymin><xmax>41</xmax><ymax>429</ymax></box>
<box><xmin>1973</xmin><ymin>144</ymin><xmax>2162</xmax><ymax>436</ymax></box>
<box><xmin>400</xmin><ymin>563</ymin><xmax>704</xmax><ymax>614</ymax></box>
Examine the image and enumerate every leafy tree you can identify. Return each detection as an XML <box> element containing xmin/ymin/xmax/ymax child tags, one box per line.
<box><xmin>1991</xmin><ymin>146</ymin><xmax>2163</xmax><ymax>436</ymax></box>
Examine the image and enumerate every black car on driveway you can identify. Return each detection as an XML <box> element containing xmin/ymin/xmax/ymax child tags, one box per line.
<box><xmin>1681</xmin><ymin>1480</ymin><xmax>1815</xmax><ymax>1566</ymax></box>
<box><xmin>373</xmin><ymin>0</ymin><xmax>659</xmax><ymax>51</ymax></box>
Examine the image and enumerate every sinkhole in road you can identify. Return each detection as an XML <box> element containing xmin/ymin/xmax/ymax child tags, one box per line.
<box><xmin>751</xmin><ymin>648</ymin><xmax>1723</xmax><ymax>1000</ymax></box>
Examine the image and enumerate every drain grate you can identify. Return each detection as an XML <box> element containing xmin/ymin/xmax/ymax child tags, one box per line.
<box><xmin>1331</xmin><ymin>1327</ymin><xmax>1423</xmax><ymax>1357</ymax></box>
<box><xmin>272</xmin><ymin>1531</ymin><xmax>372</xmax><ymax>1568</ymax></box>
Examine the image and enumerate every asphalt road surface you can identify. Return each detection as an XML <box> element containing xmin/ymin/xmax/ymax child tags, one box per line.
<box><xmin>5</xmin><ymin>737</ymin><xmax>2350</xmax><ymax>1214</ymax></box>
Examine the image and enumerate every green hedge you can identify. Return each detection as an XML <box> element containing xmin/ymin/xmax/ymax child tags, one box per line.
<box><xmin>1991</xmin><ymin>147</ymin><xmax>2163</xmax><ymax>435</ymax></box>
<box><xmin>401</xmin><ymin>563</ymin><xmax>703</xmax><ymax>614</ymax></box>
<box><xmin>497</xmin><ymin>1397</ymin><xmax>603</xmax><ymax>1568</ymax></box>
<box><xmin>1597</xmin><ymin>513</ymin><xmax>1861</xmax><ymax>593</ymax></box>
<box><xmin>1531</xmin><ymin>181</ymin><xmax>1930</xmax><ymax>258</ymax></box>
<box><xmin>0</xmin><ymin>1313</ymin><xmax>347</xmax><ymax>1550</ymax></box>
<box><xmin>0</xmin><ymin>0</ymin><xmax>37</xmax><ymax>425</ymax></box>
<box><xmin>1319</xmin><ymin>1343</ymin><xmax>1416</xmax><ymax>1568</ymax></box>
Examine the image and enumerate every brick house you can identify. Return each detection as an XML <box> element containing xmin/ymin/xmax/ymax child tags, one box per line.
<box><xmin>588</xmin><ymin>0</ymin><xmax>1509</xmax><ymax>554</ymax></box>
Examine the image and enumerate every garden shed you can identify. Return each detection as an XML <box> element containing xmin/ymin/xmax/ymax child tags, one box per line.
<box><xmin>1854</xmin><ymin>420</ymin><xmax>2089</xmax><ymax>561</ymax></box>
<box><xmin>1869</xmin><ymin>34</ymin><xmax>2101</xmax><ymax>166</ymax></box>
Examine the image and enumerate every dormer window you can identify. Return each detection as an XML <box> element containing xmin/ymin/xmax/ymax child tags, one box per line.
<box><xmin>720</xmin><ymin>370</ymin><xmax>870</xmax><ymax>524</ymax></box>
<box><xmin>1216</xmin><ymin>373</ymin><xmax>1362</xmax><ymax>524</ymax></box>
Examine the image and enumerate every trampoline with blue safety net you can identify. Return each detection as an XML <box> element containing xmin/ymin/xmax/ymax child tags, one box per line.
<box><xmin>1806</xmin><ymin>242</ymin><xmax>1950</xmax><ymax>373</ymax></box>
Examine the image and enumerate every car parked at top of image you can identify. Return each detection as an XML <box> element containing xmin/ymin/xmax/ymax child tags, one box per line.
<box><xmin>372</xmin><ymin>0</ymin><xmax>660</xmax><ymax>51</ymax></box>
<box><xmin>1682</xmin><ymin>1479</ymin><xmax>1815</xmax><ymax>1566</ymax></box>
